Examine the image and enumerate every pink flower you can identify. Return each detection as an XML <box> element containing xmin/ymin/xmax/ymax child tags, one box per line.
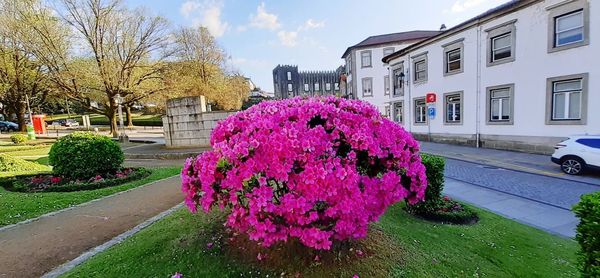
<box><xmin>353</xmin><ymin>275</ymin><xmax>359</xmax><ymax>278</ymax></box>
<box><xmin>171</xmin><ymin>273</ymin><xmax>183</xmax><ymax>278</ymax></box>
<box><xmin>50</xmin><ymin>176</ymin><xmax>62</xmax><ymax>184</ymax></box>
<box><xmin>181</xmin><ymin>97</ymin><xmax>428</xmax><ymax>250</ymax></box>
<box><xmin>206</xmin><ymin>242</ymin><xmax>213</xmax><ymax>249</ymax></box>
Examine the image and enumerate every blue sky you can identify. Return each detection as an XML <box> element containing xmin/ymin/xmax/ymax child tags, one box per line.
<box><xmin>124</xmin><ymin>0</ymin><xmax>509</xmax><ymax>92</ymax></box>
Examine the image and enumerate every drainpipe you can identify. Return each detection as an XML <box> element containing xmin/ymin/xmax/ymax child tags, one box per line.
<box><xmin>475</xmin><ymin>25</ymin><xmax>482</xmax><ymax>148</ymax></box>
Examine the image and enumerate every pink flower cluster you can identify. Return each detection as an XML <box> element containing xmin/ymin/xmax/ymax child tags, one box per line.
<box><xmin>182</xmin><ymin>97</ymin><xmax>427</xmax><ymax>250</ymax></box>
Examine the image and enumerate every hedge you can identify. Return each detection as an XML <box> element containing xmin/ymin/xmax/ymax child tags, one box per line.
<box><xmin>0</xmin><ymin>154</ymin><xmax>50</xmax><ymax>172</ymax></box>
<box><xmin>573</xmin><ymin>191</ymin><xmax>600</xmax><ymax>277</ymax></box>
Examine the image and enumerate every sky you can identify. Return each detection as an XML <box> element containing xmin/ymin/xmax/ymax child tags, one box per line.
<box><xmin>124</xmin><ymin>0</ymin><xmax>510</xmax><ymax>93</ymax></box>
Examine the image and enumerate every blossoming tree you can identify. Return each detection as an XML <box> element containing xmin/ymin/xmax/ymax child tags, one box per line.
<box><xmin>182</xmin><ymin>97</ymin><xmax>428</xmax><ymax>250</ymax></box>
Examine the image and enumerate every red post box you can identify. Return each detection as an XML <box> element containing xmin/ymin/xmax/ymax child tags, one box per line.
<box><xmin>32</xmin><ymin>114</ymin><xmax>47</xmax><ymax>135</ymax></box>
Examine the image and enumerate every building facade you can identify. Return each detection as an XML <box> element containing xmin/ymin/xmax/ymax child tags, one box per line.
<box><xmin>273</xmin><ymin>65</ymin><xmax>344</xmax><ymax>99</ymax></box>
<box><xmin>382</xmin><ymin>0</ymin><xmax>597</xmax><ymax>154</ymax></box>
<box><xmin>342</xmin><ymin>30</ymin><xmax>441</xmax><ymax>115</ymax></box>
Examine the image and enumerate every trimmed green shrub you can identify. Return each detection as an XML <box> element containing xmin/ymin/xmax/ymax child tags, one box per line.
<box><xmin>48</xmin><ymin>132</ymin><xmax>124</xmax><ymax>179</ymax></box>
<box><xmin>0</xmin><ymin>154</ymin><xmax>50</xmax><ymax>172</ymax></box>
<box><xmin>573</xmin><ymin>191</ymin><xmax>600</xmax><ymax>277</ymax></box>
<box><xmin>10</xmin><ymin>134</ymin><xmax>28</xmax><ymax>144</ymax></box>
<box><xmin>407</xmin><ymin>154</ymin><xmax>478</xmax><ymax>224</ymax></box>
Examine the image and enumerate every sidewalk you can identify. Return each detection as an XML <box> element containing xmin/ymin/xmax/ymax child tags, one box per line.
<box><xmin>420</xmin><ymin>141</ymin><xmax>600</xmax><ymax>185</ymax></box>
<box><xmin>0</xmin><ymin>175</ymin><xmax>183</xmax><ymax>278</ymax></box>
<box><xmin>444</xmin><ymin>178</ymin><xmax>578</xmax><ymax>238</ymax></box>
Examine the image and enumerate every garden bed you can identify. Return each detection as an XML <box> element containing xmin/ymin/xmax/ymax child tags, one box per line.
<box><xmin>4</xmin><ymin>168</ymin><xmax>151</xmax><ymax>193</ymax></box>
<box><xmin>62</xmin><ymin>203</ymin><xmax>579</xmax><ymax>277</ymax></box>
<box><xmin>407</xmin><ymin>196</ymin><xmax>479</xmax><ymax>225</ymax></box>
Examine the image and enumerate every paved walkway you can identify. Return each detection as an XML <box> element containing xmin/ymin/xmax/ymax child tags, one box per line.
<box><xmin>444</xmin><ymin>178</ymin><xmax>578</xmax><ymax>238</ymax></box>
<box><xmin>0</xmin><ymin>175</ymin><xmax>183</xmax><ymax>278</ymax></box>
<box><xmin>420</xmin><ymin>141</ymin><xmax>600</xmax><ymax>185</ymax></box>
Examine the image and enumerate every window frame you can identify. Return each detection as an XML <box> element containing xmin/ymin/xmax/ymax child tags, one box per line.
<box><xmin>287</xmin><ymin>71</ymin><xmax>292</xmax><ymax>81</ymax></box>
<box><xmin>443</xmin><ymin>91</ymin><xmax>463</xmax><ymax>125</ymax></box>
<box><xmin>392</xmin><ymin>62</ymin><xmax>404</xmax><ymax>97</ymax></box>
<box><xmin>287</xmin><ymin>83</ymin><xmax>293</xmax><ymax>92</ymax></box>
<box><xmin>412</xmin><ymin>53</ymin><xmax>428</xmax><ymax>84</ymax></box>
<box><xmin>383</xmin><ymin>47</ymin><xmax>395</xmax><ymax>59</ymax></box>
<box><xmin>304</xmin><ymin>83</ymin><xmax>309</xmax><ymax>92</ymax></box>
<box><xmin>393</xmin><ymin>101</ymin><xmax>404</xmax><ymax>124</ymax></box>
<box><xmin>486</xmin><ymin>84</ymin><xmax>515</xmax><ymax>125</ymax></box>
<box><xmin>545</xmin><ymin>73</ymin><xmax>588</xmax><ymax>125</ymax></box>
<box><xmin>360</xmin><ymin>50</ymin><xmax>372</xmax><ymax>68</ymax></box>
<box><xmin>384</xmin><ymin>75</ymin><xmax>390</xmax><ymax>96</ymax></box>
<box><xmin>547</xmin><ymin>0</ymin><xmax>589</xmax><ymax>53</ymax></box>
<box><xmin>361</xmin><ymin>77</ymin><xmax>373</xmax><ymax>97</ymax></box>
<box><xmin>442</xmin><ymin>38</ymin><xmax>464</xmax><ymax>76</ymax></box>
<box><xmin>413</xmin><ymin>97</ymin><xmax>427</xmax><ymax>125</ymax></box>
<box><xmin>485</xmin><ymin>20</ymin><xmax>517</xmax><ymax>67</ymax></box>
<box><xmin>334</xmin><ymin>82</ymin><xmax>340</xmax><ymax>91</ymax></box>
<box><xmin>325</xmin><ymin>83</ymin><xmax>331</xmax><ymax>91</ymax></box>
<box><xmin>314</xmin><ymin>82</ymin><xmax>320</xmax><ymax>91</ymax></box>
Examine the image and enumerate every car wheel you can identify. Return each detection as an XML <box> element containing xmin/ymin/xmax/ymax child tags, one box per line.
<box><xmin>561</xmin><ymin>157</ymin><xmax>585</xmax><ymax>175</ymax></box>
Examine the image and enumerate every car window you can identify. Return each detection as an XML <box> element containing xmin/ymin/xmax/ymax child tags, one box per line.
<box><xmin>576</xmin><ymin>139</ymin><xmax>600</xmax><ymax>149</ymax></box>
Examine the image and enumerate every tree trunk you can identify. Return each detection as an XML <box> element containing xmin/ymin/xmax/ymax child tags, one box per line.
<box><xmin>125</xmin><ymin>106</ymin><xmax>133</xmax><ymax>127</ymax></box>
<box><xmin>16</xmin><ymin>103</ymin><xmax>27</xmax><ymax>132</ymax></box>
<box><xmin>108</xmin><ymin>98</ymin><xmax>118</xmax><ymax>137</ymax></box>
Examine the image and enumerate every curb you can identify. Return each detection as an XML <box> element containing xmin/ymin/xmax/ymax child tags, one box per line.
<box><xmin>0</xmin><ymin>175</ymin><xmax>180</xmax><ymax>233</ymax></box>
<box><xmin>41</xmin><ymin>203</ymin><xmax>184</xmax><ymax>278</ymax></box>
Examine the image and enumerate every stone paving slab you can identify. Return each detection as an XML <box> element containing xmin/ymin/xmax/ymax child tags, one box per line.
<box><xmin>0</xmin><ymin>175</ymin><xmax>183</xmax><ymax>278</ymax></box>
<box><xmin>444</xmin><ymin>178</ymin><xmax>578</xmax><ymax>238</ymax></box>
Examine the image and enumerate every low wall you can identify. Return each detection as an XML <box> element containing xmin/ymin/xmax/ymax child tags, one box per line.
<box><xmin>162</xmin><ymin>96</ymin><xmax>235</xmax><ymax>148</ymax></box>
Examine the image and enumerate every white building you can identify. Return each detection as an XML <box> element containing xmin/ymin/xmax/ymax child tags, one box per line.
<box><xmin>382</xmin><ymin>0</ymin><xmax>597</xmax><ymax>154</ymax></box>
<box><xmin>341</xmin><ymin>31</ymin><xmax>441</xmax><ymax>114</ymax></box>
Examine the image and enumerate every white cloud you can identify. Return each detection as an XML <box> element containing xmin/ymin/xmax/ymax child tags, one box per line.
<box><xmin>249</xmin><ymin>2</ymin><xmax>281</xmax><ymax>31</ymax></box>
<box><xmin>298</xmin><ymin>19</ymin><xmax>325</xmax><ymax>31</ymax></box>
<box><xmin>277</xmin><ymin>30</ymin><xmax>298</xmax><ymax>47</ymax></box>
<box><xmin>450</xmin><ymin>0</ymin><xmax>491</xmax><ymax>13</ymax></box>
<box><xmin>180</xmin><ymin>0</ymin><xmax>229</xmax><ymax>37</ymax></box>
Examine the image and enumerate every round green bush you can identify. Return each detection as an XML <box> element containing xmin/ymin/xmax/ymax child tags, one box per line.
<box><xmin>48</xmin><ymin>132</ymin><xmax>124</xmax><ymax>179</ymax></box>
<box><xmin>10</xmin><ymin>134</ymin><xmax>28</xmax><ymax>144</ymax></box>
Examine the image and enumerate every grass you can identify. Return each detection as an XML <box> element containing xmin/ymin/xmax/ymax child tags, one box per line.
<box><xmin>63</xmin><ymin>203</ymin><xmax>579</xmax><ymax>278</ymax></box>
<box><xmin>46</xmin><ymin>113</ymin><xmax>163</xmax><ymax>126</ymax></box>
<box><xmin>0</xmin><ymin>167</ymin><xmax>181</xmax><ymax>227</ymax></box>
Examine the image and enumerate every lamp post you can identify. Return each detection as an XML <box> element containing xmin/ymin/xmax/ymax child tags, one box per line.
<box><xmin>115</xmin><ymin>94</ymin><xmax>128</xmax><ymax>142</ymax></box>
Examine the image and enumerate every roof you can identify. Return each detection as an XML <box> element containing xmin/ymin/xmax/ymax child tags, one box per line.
<box><xmin>382</xmin><ymin>0</ymin><xmax>541</xmax><ymax>63</ymax></box>
<box><xmin>341</xmin><ymin>30</ymin><xmax>442</xmax><ymax>58</ymax></box>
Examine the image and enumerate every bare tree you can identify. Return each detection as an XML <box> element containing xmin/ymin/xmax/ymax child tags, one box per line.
<box><xmin>17</xmin><ymin>0</ymin><xmax>172</xmax><ymax>136</ymax></box>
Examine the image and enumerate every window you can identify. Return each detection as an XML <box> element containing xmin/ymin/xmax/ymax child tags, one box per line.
<box><xmin>546</xmin><ymin>73</ymin><xmax>588</xmax><ymax>125</ymax></box>
<box><xmin>287</xmin><ymin>72</ymin><xmax>291</xmax><ymax>81</ymax></box>
<box><xmin>384</xmin><ymin>105</ymin><xmax>391</xmax><ymax>119</ymax></box>
<box><xmin>393</xmin><ymin>102</ymin><xmax>403</xmax><ymax>124</ymax></box>
<box><xmin>383</xmin><ymin>47</ymin><xmax>395</xmax><ymax>57</ymax></box>
<box><xmin>547</xmin><ymin>0</ymin><xmax>589</xmax><ymax>52</ymax></box>
<box><xmin>412</xmin><ymin>54</ymin><xmax>428</xmax><ymax>83</ymax></box>
<box><xmin>414</xmin><ymin>98</ymin><xmax>426</xmax><ymax>124</ymax></box>
<box><xmin>361</xmin><ymin>78</ymin><xmax>373</xmax><ymax>97</ymax></box>
<box><xmin>384</xmin><ymin>75</ymin><xmax>390</xmax><ymax>96</ymax></box>
<box><xmin>314</xmin><ymin>83</ymin><xmax>320</xmax><ymax>91</ymax></box>
<box><xmin>325</xmin><ymin>83</ymin><xmax>331</xmax><ymax>91</ymax></box>
<box><xmin>576</xmin><ymin>139</ymin><xmax>600</xmax><ymax>149</ymax></box>
<box><xmin>287</xmin><ymin>84</ymin><xmax>293</xmax><ymax>92</ymax></box>
<box><xmin>346</xmin><ymin>57</ymin><xmax>352</xmax><ymax>74</ymax></box>
<box><xmin>491</xmin><ymin>34</ymin><xmax>511</xmax><ymax>61</ymax></box>
<box><xmin>444</xmin><ymin>92</ymin><xmax>462</xmax><ymax>124</ymax></box>
<box><xmin>304</xmin><ymin>83</ymin><xmax>309</xmax><ymax>92</ymax></box>
<box><xmin>392</xmin><ymin>66</ymin><xmax>404</xmax><ymax>96</ymax></box>
<box><xmin>442</xmin><ymin>39</ymin><xmax>464</xmax><ymax>75</ymax></box>
<box><xmin>486</xmin><ymin>84</ymin><xmax>514</xmax><ymax>125</ymax></box>
<box><xmin>485</xmin><ymin>20</ymin><xmax>516</xmax><ymax>66</ymax></box>
<box><xmin>334</xmin><ymin>82</ymin><xmax>339</xmax><ymax>91</ymax></box>
<box><xmin>360</xmin><ymin>50</ymin><xmax>372</xmax><ymax>68</ymax></box>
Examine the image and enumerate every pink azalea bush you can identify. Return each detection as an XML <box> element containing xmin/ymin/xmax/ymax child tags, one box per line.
<box><xmin>182</xmin><ymin>97</ymin><xmax>427</xmax><ymax>250</ymax></box>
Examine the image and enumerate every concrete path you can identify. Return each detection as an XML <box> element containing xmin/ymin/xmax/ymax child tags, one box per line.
<box><xmin>420</xmin><ymin>141</ymin><xmax>600</xmax><ymax>185</ymax></box>
<box><xmin>444</xmin><ymin>178</ymin><xmax>578</xmax><ymax>238</ymax></box>
<box><xmin>0</xmin><ymin>175</ymin><xmax>183</xmax><ymax>278</ymax></box>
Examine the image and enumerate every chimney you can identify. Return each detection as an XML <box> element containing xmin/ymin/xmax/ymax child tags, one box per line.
<box><xmin>440</xmin><ymin>24</ymin><xmax>447</xmax><ymax>31</ymax></box>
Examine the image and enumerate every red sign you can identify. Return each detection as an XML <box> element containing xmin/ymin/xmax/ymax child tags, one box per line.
<box><xmin>426</xmin><ymin>93</ymin><xmax>436</xmax><ymax>103</ymax></box>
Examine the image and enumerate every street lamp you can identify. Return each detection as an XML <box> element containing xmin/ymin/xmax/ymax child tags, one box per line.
<box><xmin>115</xmin><ymin>94</ymin><xmax>128</xmax><ymax>142</ymax></box>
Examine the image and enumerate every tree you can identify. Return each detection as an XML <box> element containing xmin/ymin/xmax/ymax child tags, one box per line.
<box><xmin>0</xmin><ymin>0</ymin><xmax>53</xmax><ymax>131</ymax></box>
<box><xmin>168</xmin><ymin>27</ymin><xmax>249</xmax><ymax>110</ymax></box>
<box><xmin>17</xmin><ymin>0</ymin><xmax>172</xmax><ymax>136</ymax></box>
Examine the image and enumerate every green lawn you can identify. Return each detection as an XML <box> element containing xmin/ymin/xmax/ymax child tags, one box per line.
<box><xmin>63</xmin><ymin>203</ymin><xmax>579</xmax><ymax>278</ymax></box>
<box><xmin>0</xmin><ymin>167</ymin><xmax>181</xmax><ymax>226</ymax></box>
<box><xmin>46</xmin><ymin>113</ymin><xmax>163</xmax><ymax>126</ymax></box>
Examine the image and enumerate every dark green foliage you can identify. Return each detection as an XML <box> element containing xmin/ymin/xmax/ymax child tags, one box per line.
<box><xmin>48</xmin><ymin>132</ymin><xmax>124</xmax><ymax>179</ymax></box>
<box><xmin>407</xmin><ymin>154</ymin><xmax>478</xmax><ymax>224</ymax></box>
<box><xmin>9</xmin><ymin>168</ymin><xmax>151</xmax><ymax>193</ymax></box>
<box><xmin>0</xmin><ymin>154</ymin><xmax>49</xmax><ymax>172</ymax></box>
<box><xmin>10</xmin><ymin>134</ymin><xmax>28</xmax><ymax>144</ymax></box>
<box><xmin>573</xmin><ymin>191</ymin><xmax>600</xmax><ymax>277</ymax></box>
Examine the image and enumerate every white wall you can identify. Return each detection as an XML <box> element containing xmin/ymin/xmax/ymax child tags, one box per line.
<box><xmin>387</xmin><ymin>0</ymin><xmax>598</xmax><ymax>145</ymax></box>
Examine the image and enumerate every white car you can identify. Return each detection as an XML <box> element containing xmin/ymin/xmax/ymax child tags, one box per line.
<box><xmin>552</xmin><ymin>135</ymin><xmax>600</xmax><ymax>175</ymax></box>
